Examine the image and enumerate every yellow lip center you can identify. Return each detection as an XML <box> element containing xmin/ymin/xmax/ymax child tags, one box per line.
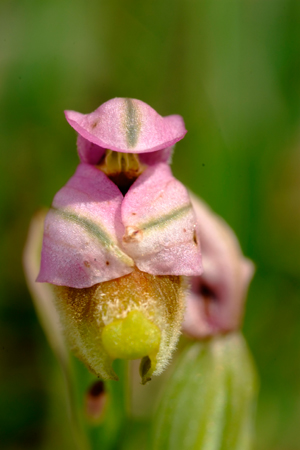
<box><xmin>101</xmin><ymin>310</ymin><xmax>161</xmax><ymax>361</ymax></box>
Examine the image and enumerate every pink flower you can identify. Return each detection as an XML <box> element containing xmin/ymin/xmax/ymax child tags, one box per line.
<box><xmin>37</xmin><ymin>98</ymin><xmax>202</xmax><ymax>288</ymax></box>
<box><xmin>34</xmin><ymin>98</ymin><xmax>204</xmax><ymax>382</ymax></box>
<box><xmin>182</xmin><ymin>195</ymin><xmax>254</xmax><ymax>339</ymax></box>
<box><xmin>66</xmin><ymin>97</ymin><xmax>187</xmax><ymax>165</ymax></box>
<box><xmin>30</xmin><ymin>98</ymin><xmax>254</xmax><ymax>382</ymax></box>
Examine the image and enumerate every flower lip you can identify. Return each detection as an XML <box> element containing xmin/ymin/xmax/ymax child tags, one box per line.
<box><xmin>64</xmin><ymin>98</ymin><xmax>187</xmax><ymax>156</ymax></box>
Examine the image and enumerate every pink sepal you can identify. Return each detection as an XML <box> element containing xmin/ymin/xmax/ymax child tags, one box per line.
<box><xmin>37</xmin><ymin>164</ymin><xmax>134</xmax><ymax>288</ymax></box>
<box><xmin>121</xmin><ymin>163</ymin><xmax>203</xmax><ymax>276</ymax></box>
<box><xmin>65</xmin><ymin>98</ymin><xmax>187</xmax><ymax>162</ymax></box>
<box><xmin>139</xmin><ymin>146</ymin><xmax>173</xmax><ymax>166</ymax></box>
<box><xmin>77</xmin><ymin>134</ymin><xmax>106</xmax><ymax>165</ymax></box>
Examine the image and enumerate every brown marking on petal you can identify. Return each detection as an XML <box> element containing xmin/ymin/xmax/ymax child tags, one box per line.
<box><xmin>183</xmin><ymin>228</ymin><xmax>186</xmax><ymax>232</ymax></box>
<box><xmin>84</xmin><ymin>261</ymin><xmax>91</xmax><ymax>268</ymax></box>
<box><xmin>106</xmin><ymin>261</ymin><xmax>110</xmax><ymax>265</ymax></box>
<box><xmin>132</xmin><ymin>212</ymin><xmax>136</xmax><ymax>215</ymax></box>
<box><xmin>123</xmin><ymin>226</ymin><xmax>143</xmax><ymax>243</ymax></box>
<box><xmin>193</xmin><ymin>230</ymin><xmax>198</xmax><ymax>245</ymax></box>
<box><xmin>91</xmin><ymin>120</ymin><xmax>99</xmax><ymax>129</ymax></box>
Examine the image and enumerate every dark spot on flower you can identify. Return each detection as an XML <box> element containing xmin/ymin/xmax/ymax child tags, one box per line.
<box><xmin>183</xmin><ymin>228</ymin><xmax>186</xmax><ymax>232</ymax></box>
<box><xmin>85</xmin><ymin>380</ymin><xmax>107</xmax><ymax>421</ymax></box>
<box><xmin>84</xmin><ymin>261</ymin><xmax>91</xmax><ymax>268</ymax></box>
<box><xmin>193</xmin><ymin>230</ymin><xmax>198</xmax><ymax>245</ymax></box>
<box><xmin>123</xmin><ymin>227</ymin><xmax>143</xmax><ymax>243</ymax></box>
<box><xmin>140</xmin><ymin>356</ymin><xmax>152</xmax><ymax>384</ymax></box>
<box><xmin>91</xmin><ymin>120</ymin><xmax>99</xmax><ymax>129</ymax></box>
<box><xmin>94</xmin><ymin>258</ymin><xmax>97</xmax><ymax>261</ymax></box>
<box><xmin>89</xmin><ymin>380</ymin><xmax>105</xmax><ymax>397</ymax></box>
<box><xmin>132</xmin><ymin>212</ymin><xmax>136</xmax><ymax>215</ymax></box>
<box><xmin>200</xmin><ymin>283</ymin><xmax>217</xmax><ymax>301</ymax></box>
<box><xmin>106</xmin><ymin>261</ymin><xmax>110</xmax><ymax>265</ymax></box>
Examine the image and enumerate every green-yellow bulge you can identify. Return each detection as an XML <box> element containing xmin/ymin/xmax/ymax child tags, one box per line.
<box><xmin>102</xmin><ymin>310</ymin><xmax>161</xmax><ymax>360</ymax></box>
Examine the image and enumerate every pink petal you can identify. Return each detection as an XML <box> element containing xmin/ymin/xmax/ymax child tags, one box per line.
<box><xmin>65</xmin><ymin>98</ymin><xmax>187</xmax><ymax>159</ymax></box>
<box><xmin>37</xmin><ymin>164</ymin><xmax>134</xmax><ymax>288</ymax></box>
<box><xmin>139</xmin><ymin>146</ymin><xmax>173</xmax><ymax>166</ymax></box>
<box><xmin>77</xmin><ymin>134</ymin><xmax>106</xmax><ymax>165</ymax></box>
<box><xmin>182</xmin><ymin>195</ymin><xmax>255</xmax><ymax>338</ymax></box>
<box><xmin>121</xmin><ymin>163</ymin><xmax>203</xmax><ymax>276</ymax></box>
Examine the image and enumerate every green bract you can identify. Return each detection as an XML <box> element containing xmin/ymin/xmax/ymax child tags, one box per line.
<box><xmin>153</xmin><ymin>334</ymin><xmax>258</xmax><ymax>450</ymax></box>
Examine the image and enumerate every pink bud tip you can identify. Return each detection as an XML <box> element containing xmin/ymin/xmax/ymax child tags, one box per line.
<box><xmin>65</xmin><ymin>98</ymin><xmax>187</xmax><ymax>164</ymax></box>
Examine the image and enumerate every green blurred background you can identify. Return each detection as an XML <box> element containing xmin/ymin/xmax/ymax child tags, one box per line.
<box><xmin>1</xmin><ymin>0</ymin><xmax>300</xmax><ymax>448</ymax></box>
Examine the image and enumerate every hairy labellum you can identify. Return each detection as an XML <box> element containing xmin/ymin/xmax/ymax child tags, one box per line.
<box><xmin>53</xmin><ymin>268</ymin><xmax>186</xmax><ymax>384</ymax></box>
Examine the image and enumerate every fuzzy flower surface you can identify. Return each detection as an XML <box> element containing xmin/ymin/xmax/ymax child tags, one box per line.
<box><xmin>37</xmin><ymin>98</ymin><xmax>202</xmax><ymax>382</ymax></box>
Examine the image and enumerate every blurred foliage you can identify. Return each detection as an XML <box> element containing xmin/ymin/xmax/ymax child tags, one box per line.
<box><xmin>1</xmin><ymin>0</ymin><xmax>300</xmax><ymax>449</ymax></box>
<box><xmin>153</xmin><ymin>334</ymin><xmax>257</xmax><ymax>450</ymax></box>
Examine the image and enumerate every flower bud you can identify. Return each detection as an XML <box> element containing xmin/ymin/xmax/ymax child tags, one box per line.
<box><xmin>153</xmin><ymin>334</ymin><xmax>258</xmax><ymax>450</ymax></box>
<box><xmin>183</xmin><ymin>194</ymin><xmax>254</xmax><ymax>338</ymax></box>
<box><xmin>53</xmin><ymin>268</ymin><xmax>186</xmax><ymax>384</ymax></box>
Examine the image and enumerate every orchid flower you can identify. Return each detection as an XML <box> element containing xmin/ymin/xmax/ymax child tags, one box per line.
<box><xmin>36</xmin><ymin>98</ymin><xmax>202</xmax><ymax>383</ymax></box>
<box><xmin>183</xmin><ymin>194</ymin><xmax>254</xmax><ymax>339</ymax></box>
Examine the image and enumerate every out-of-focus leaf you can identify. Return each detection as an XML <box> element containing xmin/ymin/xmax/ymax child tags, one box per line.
<box><xmin>23</xmin><ymin>211</ymin><xmax>129</xmax><ymax>450</ymax></box>
<box><xmin>23</xmin><ymin>210</ymin><xmax>68</xmax><ymax>368</ymax></box>
<box><xmin>152</xmin><ymin>333</ymin><xmax>258</xmax><ymax>450</ymax></box>
<box><xmin>23</xmin><ymin>210</ymin><xmax>89</xmax><ymax>449</ymax></box>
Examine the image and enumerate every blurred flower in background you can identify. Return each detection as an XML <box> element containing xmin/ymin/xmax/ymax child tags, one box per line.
<box><xmin>183</xmin><ymin>194</ymin><xmax>254</xmax><ymax>339</ymax></box>
<box><xmin>1</xmin><ymin>1</ymin><xmax>300</xmax><ymax>449</ymax></box>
